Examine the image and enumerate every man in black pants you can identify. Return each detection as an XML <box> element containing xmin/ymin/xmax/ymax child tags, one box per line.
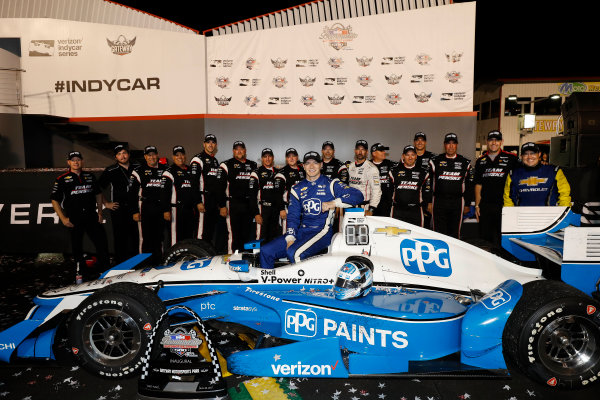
<box><xmin>474</xmin><ymin>130</ymin><xmax>518</xmax><ymax>245</ymax></box>
<box><xmin>249</xmin><ymin>148</ymin><xmax>282</xmax><ymax>242</ymax></box>
<box><xmin>427</xmin><ymin>133</ymin><xmax>474</xmax><ymax>239</ymax></box>
<box><xmin>218</xmin><ymin>141</ymin><xmax>257</xmax><ymax>253</ymax></box>
<box><xmin>190</xmin><ymin>134</ymin><xmax>222</xmax><ymax>247</ymax></box>
<box><xmin>414</xmin><ymin>132</ymin><xmax>436</xmax><ymax>228</ymax></box>
<box><xmin>274</xmin><ymin>148</ymin><xmax>305</xmax><ymax>235</ymax></box>
<box><xmin>99</xmin><ymin>144</ymin><xmax>139</xmax><ymax>264</ymax></box>
<box><xmin>51</xmin><ymin>151</ymin><xmax>109</xmax><ymax>279</ymax></box>
<box><xmin>129</xmin><ymin>145</ymin><xmax>166</xmax><ymax>265</ymax></box>
<box><xmin>370</xmin><ymin>142</ymin><xmax>396</xmax><ymax>217</ymax></box>
<box><xmin>161</xmin><ymin>146</ymin><xmax>199</xmax><ymax>246</ymax></box>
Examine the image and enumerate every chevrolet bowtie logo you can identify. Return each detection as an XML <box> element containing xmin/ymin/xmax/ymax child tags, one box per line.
<box><xmin>519</xmin><ymin>176</ymin><xmax>548</xmax><ymax>186</ymax></box>
<box><xmin>375</xmin><ymin>226</ymin><xmax>411</xmax><ymax>236</ymax></box>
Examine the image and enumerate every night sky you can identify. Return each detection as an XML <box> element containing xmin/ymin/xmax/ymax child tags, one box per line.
<box><xmin>115</xmin><ymin>0</ymin><xmax>595</xmax><ymax>85</ymax></box>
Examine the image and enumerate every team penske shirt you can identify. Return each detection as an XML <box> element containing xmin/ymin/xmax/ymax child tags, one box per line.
<box><xmin>429</xmin><ymin>154</ymin><xmax>474</xmax><ymax>203</ymax></box>
<box><xmin>51</xmin><ymin>170</ymin><xmax>101</xmax><ymax>223</ymax></box>
<box><xmin>218</xmin><ymin>158</ymin><xmax>258</xmax><ymax>207</ymax></box>
<box><xmin>275</xmin><ymin>164</ymin><xmax>305</xmax><ymax>205</ymax></box>
<box><xmin>160</xmin><ymin>164</ymin><xmax>198</xmax><ymax>211</ymax></box>
<box><xmin>129</xmin><ymin>164</ymin><xmax>166</xmax><ymax>213</ymax></box>
<box><xmin>249</xmin><ymin>166</ymin><xmax>282</xmax><ymax>215</ymax></box>
<box><xmin>389</xmin><ymin>163</ymin><xmax>431</xmax><ymax>207</ymax></box>
<box><xmin>321</xmin><ymin>158</ymin><xmax>348</xmax><ymax>184</ymax></box>
<box><xmin>504</xmin><ymin>163</ymin><xmax>571</xmax><ymax>207</ymax></box>
<box><xmin>474</xmin><ymin>151</ymin><xmax>518</xmax><ymax>205</ymax></box>
<box><xmin>416</xmin><ymin>150</ymin><xmax>436</xmax><ymax>171</ymax></box>
<box><xmin>190</xmin><ymin>151</ymin><xmax>221</xmax><ymax>204</ymax></box>
<box><xmin>371</xmin><ymin>159</ymin><xmax>396</xmax><ymax>206</ymax></box>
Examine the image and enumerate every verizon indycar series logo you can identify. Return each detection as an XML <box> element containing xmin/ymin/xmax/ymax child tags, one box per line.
<box><xmin>301</xmin><ymin>95</ymin><xmax>316</xmax><ymax>107</ymax></box>
<box><xmin>319</xmin><ymin>23</ymin><xmax>358</xmax><ymax>50</ymax></box>
<box><xmin>414</xmin><ymin>92</ymin><xmax>432</xmax><ymax>103</ymax></box>
<box><xmin>271</xmin><ymin>58</ymin><xmax>287</xmax><ymax>69</ymax></box>
<box><xmin>441</xmin><ymin>92</ymin><xmax>466</xmax><ymax>101</ymax></box>
<box><xmin>209</xmin><ymin>59</ymin><xmax>233</xmax><ymax>67</ymax></box>
<box><xmin>106</xmin><ymin>35</ymin><xmax>135</xmax><ymax>55</ymax></box>
<box><xmin>400</xmin><ymin>238</ymin><xmax>451</xmax><ymax>277</ymax></box>
<box><xmin>381</xmin><ymin>56</ymin><xmax>406</xmax><ymax>65</ymax></box>
<box><xmin>356</xmin><ymin>56</ymin><xmax>373</xmax><ymax>67</ymax></box>
<box><xmin>386</xmin><ymin>93</ymin><xmax>401</xmax><ymax>105</ymax></box>
<box><xmin>299</xmin><ymin>76</ymin><xmax>316</xmax><ymax>87</ymax></box>
<box><xmin>285</xmin><ymin>309</ymin><xmax>317</xmax><ymax>337</ymax></box>
<box><xmin>214</xmin><ymin>95</ymin><xmax>232</xmax><ymax>106</ymax></box>
<box><xmin>296</xmin><ymin>59</ymin><xmax>319</xmax><ymax>67</ymax></box>
<box><xmin>353</xmin><ymin>96</ymin><xmax>376</xmax><ymax>104</ymax></box>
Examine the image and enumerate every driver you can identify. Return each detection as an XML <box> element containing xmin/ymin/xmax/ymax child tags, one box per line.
<box><xmin>259</xmin><ymin>151</ymin><xmax>363</xmax><ymax>269</ymax></box>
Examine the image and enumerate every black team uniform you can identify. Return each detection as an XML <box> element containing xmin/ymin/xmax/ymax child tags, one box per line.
<box><xmin>51</xmin><ymin>169</ymin><xmax>109</xmax><ymax>276</ymax></box>
<box><xmin>190</xmin><ymin>151</ymin><xmax>222</xmax><ymax>245</ymax></box>
<box><xmin>275</xmin><ymin>163</ymin><xmax>305</xmax><ymax>234</ymax></box>
<box><xmin>372</xmin><ymin>159</ymin><xmax>396</xmax><ymax>216</ymax></box>
<box><xmin>129</xmin><ymin>163</ymin><xmax>166</xmax><ymax>264</ymax></box>
<box><xmin>249</xmin><ymin>165</ymin><xmax>282</xmax><ymax>242</ymax></box>
<box><xmin>321</xmin><ymin>158</ymin><xmax>348</xmax><ymax>183</ymax></box>
<box><xmin>429</xmin><ymin>154</ymin><xmax>474</xmax><ymax>239</ymax></box>
<box><xmin>389</xmin><ymin>163</ymin><xmax>431</xmax><ymax>226</ymax></box>
<box><xmin>416</xmin><ymin>150</ymin><xmax>436</xmax><ymax>228</ymax></box>
<box><xmin>474</xmin><ymin>150</ymin><xmax>518</xmax><ymax>245</ymax></box>
<box><xmin>219</xmin><ymin>158</ymin><xmax>257</xmax><ymax>253</ymax></box>
<box><xmin>160</xmin><ymin>164</ymin><xmax>198</xmax><ymax>246</ymax></box>
<box><xmin>99</xmin><ymin>161</ymin><xmax>140</xmax><ymax>263</ymax></box>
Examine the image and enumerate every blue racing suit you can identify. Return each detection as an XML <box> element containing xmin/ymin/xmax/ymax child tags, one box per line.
<box><xmin>259</xmin><ymin>175</ymin><xmax>363</xmax><ymax>269</ymax></box>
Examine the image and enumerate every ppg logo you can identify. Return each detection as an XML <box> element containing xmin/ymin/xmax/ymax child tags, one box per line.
<box><xmin>302</xmin><ymin>198</ymin><xmax>322</xmax><ymax>215</ymax></box>
<box><xmin>285</xmin><ymin>309</ymin><xmax>317</xmax><ymax>337</ymax></box>
<box><xmin>400</xmin><ymin>239</ymin><xmax>451</xmax><ymax>277</ymax></box>
<box><xmin>481</xmin><ymin>288</ymin><xmax>511</xmax><ymax>310</ymax></box>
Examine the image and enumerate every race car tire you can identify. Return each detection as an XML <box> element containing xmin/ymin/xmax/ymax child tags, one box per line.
<box><xmin>162</xmin><ymin>239</ymin><xmax>216</xmax><ymax>265</ymax></box>
<box><xmin>68</xmin><ymin>283</ymin><xmax>166</xmax><ymax>378</ymax></box>
<box><xmin>503</xmin><ymin>280</ymin><xmax>600</xmax><ymax>388</ymax></box>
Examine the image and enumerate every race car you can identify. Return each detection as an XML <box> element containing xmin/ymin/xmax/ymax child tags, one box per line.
<box><xmin>0</xmin><ymin>207</ymin><xmax>599</xmax><ymax>391</ymax></box>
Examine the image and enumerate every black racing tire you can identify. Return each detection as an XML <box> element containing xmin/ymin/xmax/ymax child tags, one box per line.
<box><xmin>162</xmin><ymin>239</ymin><xmax>217</xmax><ymax>265</ymax></box>
<box><xmin>68</xmin><ymin>283</ymin><xmax>166</xmax><ymax>378</ymax></box>
<box><xmin>503</xmin><ymin>280</ymin><xmax>600</xmax><ymax>388</ymax></box>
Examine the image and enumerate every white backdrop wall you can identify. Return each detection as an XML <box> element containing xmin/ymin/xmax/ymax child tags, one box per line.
<box><xmin>206</xmin><ymin>3</ymin><xmax>475</xmax><ymax>115</ymax></box>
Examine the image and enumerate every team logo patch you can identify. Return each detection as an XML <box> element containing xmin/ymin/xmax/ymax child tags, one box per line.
<box><xmin>587</xmin><ymin>305</ymin><xmax>597</xmax><ymax>315</ymax></box>
<box><xmin>547</xmin><ymin>377</ymin><xmax>557</xmax><ymax>386</ymax></box>
<box><xmin>143</xmin><ymin>323</ymin><xmax>152</xmax><ymax>331</ymax></box>
<box><xmin>400</xmin><ymin>239</ymin><xmax>451</xmax><ymax>277</ymax></box>
<box><xmin>72</xmin><ymin>347</ymin><xmax>79</xmax><ymax>355</ymax></box>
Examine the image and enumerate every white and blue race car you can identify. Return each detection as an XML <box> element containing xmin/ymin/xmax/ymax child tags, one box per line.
<box><xmin>0</xmin><ymin>207</ymin><xmax>599</xmax><ymax>390</ymax></box>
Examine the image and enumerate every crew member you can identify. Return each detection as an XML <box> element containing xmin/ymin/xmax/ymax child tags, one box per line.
<box><xmin>259</xmin><ymin>151</ymin><xmax>363</xmax><ymax>269</ymax></box>
<box><xmin>274</xmin><ymin>148</ymin><xmax>305</xmax><ymax>234</ymax></box>
<box><xmin>99</xmin><ymin>144</ymin><xmax>139</xmax><ymax>263</ymax></box>
<box><xmin>321</xmin><ymin>141</ymin><xmax>348</xmax><ymax>183</ymax></box>
<box><xmin>129</xmin><ymin>146</ymin><xmax>166</xmax><ymax>265</ymax></box>
<box><xmin>390</xmin><ymin>145</ymin><xmax>431</xmax><ymax>226</ymax></box>
<box><xmin>504</xmin><ymin>142</ymin><xmax>571</xmax><ymax>207</ymax></box>
<box><xmin>190</xmin><ymin>134</ymin><xmax>222</xmax><ymax>247</ymax></box>
<box><xmin>347</xmin><ymin>140</ymin><xmax>382</xmax><ymax>216</ymax></box>
<box><xmin>474</xmin><ymin>130</ymin><xmax>518</xmax><ymax>245</ymax></box>
<box><xmin>218</xmin><ymin>141</ymin><xmax>257</xmax><ymax>253</ymax></box>
<box><xmin>370</xmin><ymin>142</ymin><xmax>396</xmax><ymax>217</ymax></box>
<box><xmin>249</xmin><ymin>148</ymin><xmax>282</xmax><ymax>242</ymax></box>
<box><xmin>414</xmin><ymin>132</ymin><xmax>436</xmax><ymax>228</ymax></box>
<box><xmin>428</xmin><ymin>133</ymin><xmax>474</xmax><ymax>239</ymax></box>
<box><xmin>51</xmin><ymin>151</ymin><xmax>109</xmax><ymax>279</ymax></box>
<box><xmin>161</xmin><ymin>145</ymin><xmax>198</xmax><ymax>246</ymax></box>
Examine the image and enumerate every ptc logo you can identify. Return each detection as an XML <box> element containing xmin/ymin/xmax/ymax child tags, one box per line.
<box><xmin>285</xmin><ymin>309</ymin><xmax>317</xmax><ymax>337</ymax></box>
<box><xmin>302</xmin><ymin>198</ymin><xmax>322</xmax><ymax>215</ymax></box>
<box><xmin>400</xmin><ymin>239</ymin><xmax>451</xmax><ymax>277</ymax></box>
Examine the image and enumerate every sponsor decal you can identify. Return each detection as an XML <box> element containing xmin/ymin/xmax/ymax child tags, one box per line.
<box><xmin>161</xmin><ymin>327</ymin><xmax>203</xmax><ymax>357</ymax></box>
<box><xmin>209</xmin><ymin>59</ymin><xmax>233</xmax><ymax>67</ymax></box>
<box><xmin>272</xmin><ymin>76</ymin><xmax>288</xmax><ymax>88</ymax></box>
<box><xmin>519</xmin><ymin>176</ymin><xmax>548</xmax><ymax>186</ymax></box>
<box><xmin>268</xmin><ymin>97</ymin><xmax>291</xmax><ymax>105</ymax></box>
<box><xmin>446</xmin><ymin>71</ymin><xmax>462</xmax><ymax>83</ymax></box>
<box><xmin>233</xmin><ymin>305</ymin><xmax>258</xmax><ymax>312</ymax></box>
<box><xmin>319</xmin><ymin>23</ymin><xmax>358</xmax><ymax>50</ymax></box>
<box><xmin>0</xmin><ymin>343</ymin><xmax>16</xmax><ymax>351</ymax></box>
<box><xmin>400</xmin><ymin>238</ymin><xmax>451</xmax><ymax>276</ymax></box>
<box><xmin>215</xmin><ymin>76</ymin><xmax>230</xmax><ymax>89</ymax></box>
<box><xmin>441</xmin><ymin>92</ymin><xmax>466</xmax><ymax>101</ymax></box>
<box><xmin>374</xmin><ymin>226</ymin><xmax>410</xmax><ymax>236</ymax></box>
<box><xmin>527</xmin><ymin>306</ymin><xmax>563</xmax><ymax>364</ymax></box>
<box><xmin>180</xmin><ymin>258</ymin><xmax>211</xmax><ymax>270</ymax></box>
<box><xmin>415</xmin><ymin>53</ymin><xmax>432</xmax><ymax>65</ymax></box>
<box><xmin>246</xmin><ymin>57</ymin><xmax>257</xmax><ymax>70</ymax></box>
<box><xmin>356</xmin><ymin>56</ymin><xmax>372</xmax><ymax>67</ymax></box>
<box><xmin>381</xmin><ymin>56</ymin><xmax>406</xmax><ymax>65</ymax></box>
<box><xmin>357</xmin><ymin>75</ymin><xmax>372</xmax><ymax>87</ymax></box>
<box><xmin>239</xmin><ymin>78</ymin><xmax>261</xmax><ymax>86</ymax></box>
<box><xmin>302</xmin><ymin>198</ymin><xmax>322</xmax><ymax>214</ymax></box>
<box><xmin>414</xmin><ymin>92</ymin><xmax>432</xmax><ymax>103</ymax></box>
<box><xmin>244</xmin><ymin>95</ymin><xmax>259</xmax><ymax>107</ymax></box>
<box><xmin>301</xmin><ymin>95</ymin><xmax>316</xmax><ymax>107</ymax></box>
<box><xmin>143</xmin><ymin>323</ymin><xmax>152</xmax><ymax>331</ymax></box>
<box><xmin>324</xmin><ymin>319</ymin><xmax>408</xmax><ymax>348</ymax></box>
<box><xmin>385</xmin><ymin>74</ymin><xmax>402</xmax><ymax>85</ymax></box>
<box><xmin>106</xmin><ymin>35</ymin><xmax>136</xmax><ymax>55</ymax></box>
<box><xmin>244</xmin><ymin>287</ymin><xmax>281</xmax><ymax>301</ymax></box>
<box><xmin>558</xmin><ymin>82</ymin><xmax>600</xmax><ymax>95</ymax></box>
<box><xmin>31</xmin><ymin>38</ymin><xmax>83</xmax><ymax>57</ymax></box>
<box><xmin>587</xmin><ymin>305</ymin><xmax>597</xmax><ymax>315</ymax></box>
<box><xmin>328</xmin><ymin>57</ymin><xmax>344</xmax><ymax>69</ymax></box>
<box><xmin>445</xmin><ymin>51</ymin><xmax>463</xmax><ymax>63</ymax></box>
<box><xmin>53</xmin><ymin>78</ymin><xmax>159</xmax><ymax>93</ymax></box>
<box><xmin>214</xmin><ymin>95</ymin><xmax>232</xmax><ymax>106</ymax></box>
<box><xmin>296</xmin><ymin>59</ymin><xmax>319</xmax><ymax>67</ymax></box>
<box><xmin>352</xmin><ymin>95</ymin><xmax>376</xmax><ymax>104</ymax></box>
<box><xmin>271</xmin><ymin>58</ymin><xmax>288</xmax><ymax>69</ymax></box>
<box><xmin>285</xmin><ymin>309</ymin><xmax>317</xmax><ymax>337</ymax></box>
<box><xmin>299</xmin><ymin>76</ymin><xmax>316</xmax><ymax>87</ymax></box>
<box><xmin>324</xmin><ymin>77</ymin><xmax>347</xmax><ymax>86</ymax></box>
<box><xmin>328</xmin><ymin>95</ymin><xmax>344</xmax><ymax>105</ymax></box>
<box><xmin>481</xmin><ymin>288</ymin><xmax>512</xmax><ymax>310</ymax></box>
<box><xmin>271</xmin><ymin>360</ymin><xmax>335</xmax><ymax>376</ymax></box>
<box><xmin>547</xmin><ymin>377</ymin><xmax>557</xmax><ymax>386</ymax></box>
<box><xmin>385</xmin><ymin>93</ymin><xmax>401</xmax><ymax>105</ymax></box>
<box><xmin>29</xmin><ymin>40</ymin><xmax>55</xmax><ymax>56</ymax></box>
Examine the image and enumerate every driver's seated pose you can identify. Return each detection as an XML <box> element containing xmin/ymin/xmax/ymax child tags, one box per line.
<box><xmin>259</xmin><ymin>151</ymin><xmax>363</xmax><ymax>269</ymax></box>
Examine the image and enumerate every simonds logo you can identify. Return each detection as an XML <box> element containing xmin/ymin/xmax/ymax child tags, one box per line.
<box><xmin>400</xmin><ymin>239</ymin><xmax>451</xmax><ymax>277</ymax></box>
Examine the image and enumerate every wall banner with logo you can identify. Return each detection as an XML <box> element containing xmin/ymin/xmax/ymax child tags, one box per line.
<box><xmin>0</xmin><ymin>18</ymin><xmax>206</xmax><ymax>118</ymax></box>
<box><xmin>207</xmin><ymin>2</ymin><xmax>475</xmax><ymax>115</ymax></box>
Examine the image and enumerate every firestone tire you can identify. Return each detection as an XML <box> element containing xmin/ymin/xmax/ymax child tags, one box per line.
<box><xmin>68</xmin><ymin>283</ymin><xmax>166</xmax><ymax>378</ymax></box>
<box><xmin>162</xmin><ymin>239</ymin><xmax>216</xmax><ymax>265</ymax></box>
<box><xmin>503</xmin><ymin>280</ymin><xmax>600</xmax><ymax>389</ymax></box>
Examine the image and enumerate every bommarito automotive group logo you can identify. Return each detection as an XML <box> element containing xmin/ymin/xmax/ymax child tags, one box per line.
<box><xmin>319</xmin><ymin>23</ymin><xmax>358</xmax><ymax>50</ymax></box>
<box><xmin>106</xmin><ymin>35</ymin><xmax>136</xmax><ymax>55</ymax></box>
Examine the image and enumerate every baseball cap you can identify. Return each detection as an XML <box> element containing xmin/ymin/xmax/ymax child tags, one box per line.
<box><xmin>403</xmin><ymin>145</ymin><xmax>417</xmax><ymax>154</ymax></box>
<box><xmin>355</xmin><ymin>140</ymin><xmax>368</xmax><ymax>149</ymax></box>
<box><xmin>113</xmin><ymin>144</ymin><xmax>128</xmax><ymax>155</ymax></box>
<box><xmin>172</xmin><ymin>145</ymin><xmax>185</xmax><ymax>155</ymax></box>
<box><xmin>371</xmin><ymin>143</ymin><xmax>389</xmax><ymax>152</ymax></box>
<box><xmin>444</xmin><ymin>133</ymin><xmax>458</xmax><ymax>143</ymax></box>
<box><xmin>204</xmin><ymin>134</ymin><xmax>217</xmax><ymax>143</ymax></box>
<box><xmin>521</xmin><ymin>142</ymin><xmax>540</xmax><ymax>154</ymax></box>
<box><xmin>144</xmin><ymin>145</ymin><xmax>158</xmax><ymax>155</ymax></box>
<box><xmin>487</xmin><ymin>130</ymin><xmax>503</xmax><ymax>140</ymax></box>
<box><xmin>303</xmin><ymin>151</ymin><xmax>322</xmax><ymax>163</ymax></box>
<box><xmin>286</xmin><ymin>148</ymin><xmax>298</xmax><ymax>156</ymax></box>
<box><xmin>414</xmin><ymin>132</ymin><xmax>427</xmax><ymax>141</ymax></box>
<box><xmin>67</xmin><ymin>151</ymin><xmax>83</xmax><ymax>160</ymax></box>
<box><xmin>261</xmin><ymin>148</ymin><xmax>274</xmax><ymax>157</ymax></box>
<box><xmin>322</xmin><ymin>141</ymin><xmax>335</xmax><ymax>150</ymax></box>
<box><xmin>233</xmin><ymin>140</ymin><xmax>246</xmax><ymax>149</ymax></box>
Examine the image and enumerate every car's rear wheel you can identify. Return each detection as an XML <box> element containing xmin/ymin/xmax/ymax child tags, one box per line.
<box><xmin>503</xmin><ymin>280</ymin><xmax>600</xmax><ymax>388</ymax></box>
<box><xmin>163</xmin><ymin>239</ymin><xmax>217</xmax><ymax>265</ymax></box>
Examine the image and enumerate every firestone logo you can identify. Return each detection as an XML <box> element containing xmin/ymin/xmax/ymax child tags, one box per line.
<box><xmin>319</xmin><ymin>23</ymin><xmax>358</xmax><ymax>50</ymax></box>
<box><xmin>106</xmin><ymin>35</ymin><xmax>136</xmax><ymax>55</ymax></box>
